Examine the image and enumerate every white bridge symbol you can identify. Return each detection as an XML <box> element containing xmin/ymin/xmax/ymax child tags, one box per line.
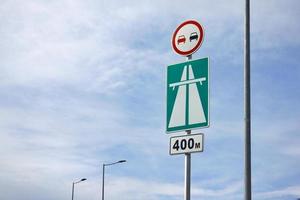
<box><xmin>168</xmin><ymin>64</ymin><xmax>207</xmax><ymax>128</ymax></box>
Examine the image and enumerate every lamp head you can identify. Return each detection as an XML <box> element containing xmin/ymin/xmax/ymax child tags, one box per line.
<box><xmin>81</xmin><ymin>178</ymin><xmax>87</xmax><ymax>182</ymax></box>
<box><xmin>118</xmin><ymin>160</ymin><xmax>126</xmax><ymax>163</ymax></box>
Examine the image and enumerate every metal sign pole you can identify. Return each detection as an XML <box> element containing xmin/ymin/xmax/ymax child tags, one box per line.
<box><xmin>184</xmin><ymin>130</ymin><xmax>191</xmax><ymax>200</ymax></box>
<box><xmin>169</xmin><ymin>20</ymin><xmax>206</xmax><ymax>200</ymax></box>
<box><xmin>184</xmin><ymin>55</ymin><xmax>192</xmax><ymax>200</ymax></box>
<box><xmin>244</xmin><ymin>0</ymin><xmax>252</xmax><ymax>199</ymax></box>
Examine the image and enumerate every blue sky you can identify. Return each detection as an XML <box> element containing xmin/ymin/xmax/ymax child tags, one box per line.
<box><xmin>0</xmin><ymin>0</ymin><xmax>299</xmax><ymax>200</ymax></box>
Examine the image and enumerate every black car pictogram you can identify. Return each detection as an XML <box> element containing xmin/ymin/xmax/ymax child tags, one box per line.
<box><xmin>189</xmin><ymin>32</ymin><xmax>199</xmax><ymax>42</ymax></box>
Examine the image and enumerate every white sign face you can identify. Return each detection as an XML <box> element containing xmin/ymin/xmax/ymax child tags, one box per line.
<box><xmin>169</xmin><ymin>134</ymin><xmax>204</xmax><ymax>155</ymax></box>
<box><xmin>171</xmin><ymin>20</ymin><xmax>204</xmax><ymax>56</ymax></box>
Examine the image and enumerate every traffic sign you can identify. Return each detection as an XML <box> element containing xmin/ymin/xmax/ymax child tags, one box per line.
<box><xmin>171</xmin><ymin>20</ymin><xmax>204</xmax><ymax>56</ymax></box>
<box><xmin>170</xmin><ymin>133</ymin><xmax>203</xmax><ymax>155</ymax></box>
<box><xmin>166</xmin><ymin>57</ymin><xmax>209</xmax><ymax>133</ymax></box>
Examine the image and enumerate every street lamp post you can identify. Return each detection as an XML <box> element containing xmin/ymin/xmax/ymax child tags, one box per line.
<box><xmin>101</xmin><ymin>160</ymin><xmax>126</xmax><ymax>200</ymax></box>
<box><xmin>71</xmin><ymin>178</ymin><xmax>87</xmax><ymax>200</ymax></box>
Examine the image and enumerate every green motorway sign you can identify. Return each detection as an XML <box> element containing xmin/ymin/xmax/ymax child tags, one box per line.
<box><xmin>166</xmin><ymin>57</ymin><xmax>209</xmax><ymax>133</ymax></box>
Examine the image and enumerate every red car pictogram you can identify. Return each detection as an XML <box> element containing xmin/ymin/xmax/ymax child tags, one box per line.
<box><xmin>177</xmin><ymin>35</ymin><xmax>186</xmax><ymax>45</ymax></box>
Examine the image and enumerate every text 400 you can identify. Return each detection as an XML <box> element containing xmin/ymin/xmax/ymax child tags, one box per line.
<box><xmin>172</xmin><ymin>138</ymin><xmax>201</xmax><ymax>151</ymax></box>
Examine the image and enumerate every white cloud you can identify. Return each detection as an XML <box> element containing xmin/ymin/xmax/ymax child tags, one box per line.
<box><xmin>252</xmin><ymin>0</ymin><xmax>300</xmax><ymax>49</ymax></box>
<box><xmin>282</xmin><ymin>146</ymin><xmax>300</xmax><ymax>156</ymax></box>
<box><xmin>256</xmin><ymin>185</ymin><xmax>300</xmax><ymax>199</ymax></box>
<box><xmin>102</xmin><ymin>177</ymin><xmax>242</xmax><ymax>200</ymax></box>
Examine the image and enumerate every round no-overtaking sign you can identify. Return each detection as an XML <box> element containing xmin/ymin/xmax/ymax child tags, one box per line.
<box><xmin>171</xmin><ymin>20</ymin><xmax>204</xmax><ymax>56</ymax></box>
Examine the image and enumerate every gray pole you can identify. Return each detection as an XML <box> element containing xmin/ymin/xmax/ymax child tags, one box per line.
<box><xmin>71</xmin><ymin>178</ymin><xmax>86</xmax><ymax>200</ymax></box>
<box><xmin>102</xmin><ymin>164</ymin><xmax>105</xmax><ymax>200</ymax></box>
<box><xmin>184</xmin><ymin>130</ymin><xmax>191</xmax><ymax>200</ymax></box>
<box><xmin>71</xmin><ymin>182</ymin><xmax>74</xmax><ymax>200</ymax></box>
<box><xmin>244</xmin><ymin>0</ymin><xmax>252</xmax><ymax>200</ymax></box>
<box><xmin>184</xmin><ymin>54</ymin><xmax>192</xmax><ymax>200</ymax></box>
<box><xmin>101</xmin><ymin>160</ymin><xmax>126</xmax><ymax>200</ymax></box>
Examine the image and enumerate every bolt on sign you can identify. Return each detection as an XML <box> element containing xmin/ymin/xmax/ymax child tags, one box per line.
<box><xmin>166</xmin><ymin>57</ymin><xmax>209</xmax><ymax>133</ymax></box>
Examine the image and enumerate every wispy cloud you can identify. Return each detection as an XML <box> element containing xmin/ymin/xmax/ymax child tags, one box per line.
<box><xmin>98</xmin><ymin>177</ymin><xmax>243</xmax><ymax>200</ymax></box>
<box><xmin>256</xmin><ymin>185</ymin><xmax>300</xmax><ymax>199</ymax></box>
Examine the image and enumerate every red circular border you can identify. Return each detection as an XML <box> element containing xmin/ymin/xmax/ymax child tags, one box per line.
<box><xmin>171</xmin><ymin>20</ymin><xmax>204</xmax><ymax>56</ymax></box>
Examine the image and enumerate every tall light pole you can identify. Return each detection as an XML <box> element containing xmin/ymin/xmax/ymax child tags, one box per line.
<box><xmin>244</xmin><ymin>0</ymin><xmax>252</xmax><ymax>200</ymax></box>
<box><xmin>102</xmin><ymin>160</ymin><xmax>126</xmax><ymax>200</ymax></box>
<box><xmin>71</xmin><ymin>178</ymin><xmax>87</xmax><ymax>200</ymax></box>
